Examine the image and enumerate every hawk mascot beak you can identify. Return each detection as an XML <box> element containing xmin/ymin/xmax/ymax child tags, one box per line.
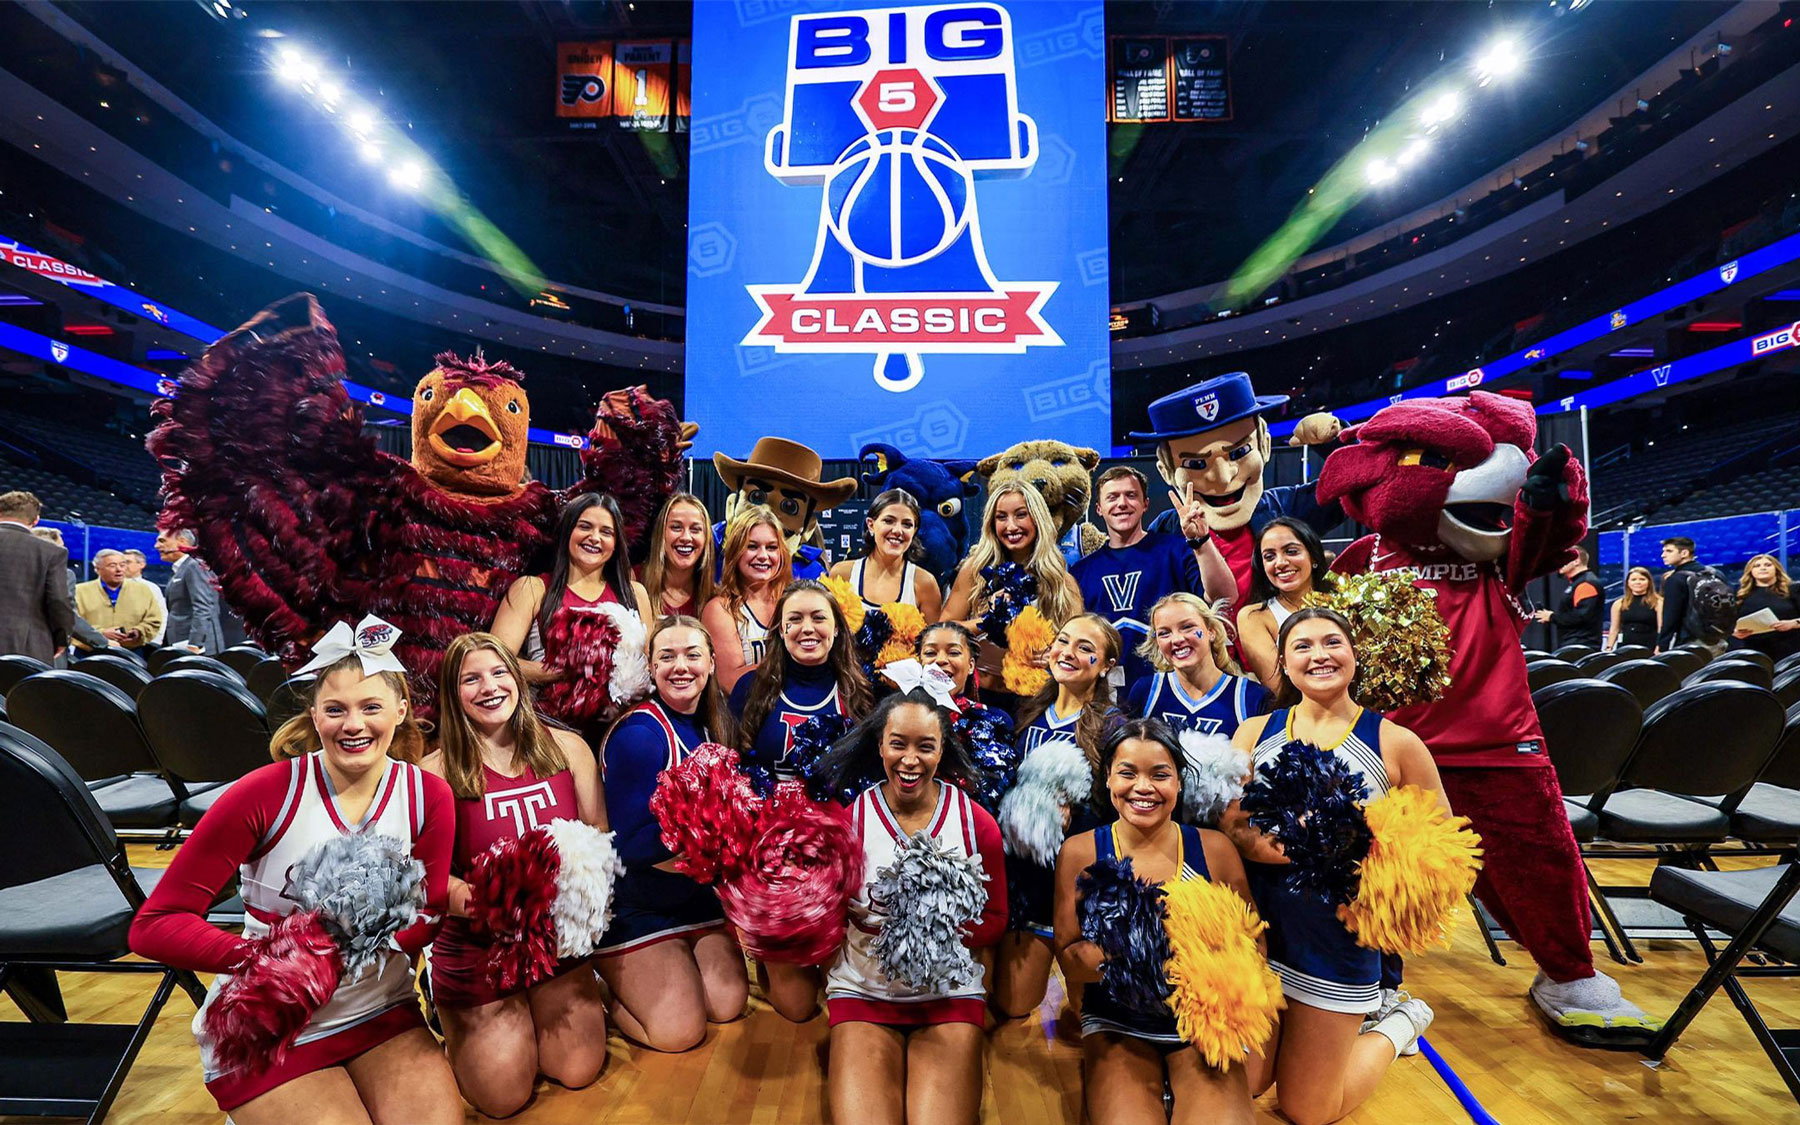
<box><xmin>429</xmin><ymin>387</ymin><xmax>504</xmax><ymax>468</ymax></box>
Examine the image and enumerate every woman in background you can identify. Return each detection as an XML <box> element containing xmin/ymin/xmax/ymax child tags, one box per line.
<box><xmin>1607</xmin><ymin>566</ymin><xmax>1661</xmax><ymax>651</ymax></box>
<box><xmin>642</xmin><ymin>493</ymin><xmax>716</xmax><ymax>620</ymax></box>
<box><xmin>1236</xmin><ymin>517</ymin><xmax>1334</xmax><ymax>691</ymax></box>
<box><xmin>828</xmin><ymin>488</ymin><xmax>943</xmax><ymax>620</ymax></box>
<box><xmin>1733</xmin><ymin>553</ymin><xmax>1800</xmax><ymax>661</ymax></box>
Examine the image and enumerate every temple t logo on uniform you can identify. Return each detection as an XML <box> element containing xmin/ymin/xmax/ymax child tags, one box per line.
<box><xmin>485</xmin><ymin>780</ymin><xmax>556</xmax><ymax>834</ymax></box>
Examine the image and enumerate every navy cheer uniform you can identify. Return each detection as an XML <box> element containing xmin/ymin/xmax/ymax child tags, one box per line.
<box><xmin>1245</xmin><ymin>707</ymin><xmax>1387</xmax><ymax>1014</ymax></box>
<box><xmin>1078</xmin><ymin>821</ymin><xmax>1211</xmax><ymax>1051</ymax></box>
<box><xmin>728</xmin><ymin>658</ymin><xmax>846</xmax><ymax>780</ymax></box>
<box><xmin>1125</xmin><ymin>671</ymin><xmax>1268</xmax><ymax>738</ymax></box>
<box><xmin>598</xmin><ymin>697</ymin><xmax>727</xmax><ymax>955</ymax></box>
<box><xmin>1006</xmin><ymin>703</ymin><xmax>1110</xmax><ymax>937</ymax></box>
<box><xmin>1071</xmin><ymin>531</ymin><xmax>1208</xmax><ymax>692</ymax></box>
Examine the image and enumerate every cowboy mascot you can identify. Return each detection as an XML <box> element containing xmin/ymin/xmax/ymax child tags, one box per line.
<box><xmin>713</xmin><ymin>437</ymin><xmax>859</xmax><ymax>580</ymax></box>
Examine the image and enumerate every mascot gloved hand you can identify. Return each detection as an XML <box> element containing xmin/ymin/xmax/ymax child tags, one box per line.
<box><xmin>1318</xmin><ymin>391</ymin><xmax>1661</xmax><ymax>1049</ymax></box>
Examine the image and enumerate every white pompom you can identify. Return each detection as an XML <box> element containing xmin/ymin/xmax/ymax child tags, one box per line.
<box><xmin>1177</xmin><ymin>729</ymin><xmax>1250</xmax><ymax>825</ymax></box>
<box><xmin>997</xmin><ymin>738</ymin><xmax>1093</xmax><ymax>866</ymax></box>
<box><xmin>543</xmin><ymin>819</ymin><xmax>625</xmax><ymax>959</ymax></box>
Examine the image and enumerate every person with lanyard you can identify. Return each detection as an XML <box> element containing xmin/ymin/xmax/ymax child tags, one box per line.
<box><xmin>827</xmin><ymin>487</ymin><xmax>944</xmax><ymax>619</ymax></box>
<box><xmin>1237</xmin><ymin>518</ymin><xmax>1335</xmax><ymax>692</ymax></box>
<box><xmin>1607</xmin><ymin>567</ymin><xmax>1661</xmax><ymax>651</ymax></box>
<box><xmin>701</xmin><ymin>505</ymin><xmax>792</xmax><ymax>692</ymax></box>
<box><xmin>422</xmin><ymin>633</ymin><xmax>608</xmax><ymax>1117</ymax></box>
<box><xmin>1054</xmin><ymin>718</ymin><xmax>1261</xmax><ymax>1125</ymax></box>
<box><xmin>1127</xmin><ymin>593</ymin><xmax>1269</xmax><ymax>738</ymax></box>
<box><xmin>129</xmin><ymin>617</ymin><xmax>460</xmax><ymax>1125</ymax></box>
<box><xmin>729</xmin><ymin>579</ymin><xmax>872</xmax><ymax>1021</ymax></box>
<box><xmin>994</xmin><ymin>612</ymin><xmax>1123</xmax><ymax>1019</ymax></box>
<box><xmin>1073</xmin><ymin>466</ymin><xmax>1233</xmax><ymax>696</ymax></box>
<box><xmin>941</xmin><ymin>480</ymin><xmax>1084</xmax><ymax>716</ymax></box>
<box><xmin>814</xmin><ymin>679</ymin><xmax>1008</xmax><ymax>1125</ymax></box>
<box><xmin>640</xmin><ymin>492</ymin><xmax>715</xmax><ymax>619</ymax></box>
<box><xmin>599</xmin><ymin>615</ymin><xmax>749</xmax><ymax>1050</ymax></box>
<box><xmin>1531</xmin><ymin>545</ymin><xmax>1604</xmax><ymax>649</ymax></box>
<box><xmin>1220</xmin><ymin>607</ymin><xmax>1444</xmax><ymax>1124</ymax></box>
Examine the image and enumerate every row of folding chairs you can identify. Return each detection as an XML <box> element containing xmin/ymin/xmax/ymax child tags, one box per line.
<box><xmin>1528</xmin><ymin>652</ymin><xmax>1800</xmax><ymax>711</ymax></box>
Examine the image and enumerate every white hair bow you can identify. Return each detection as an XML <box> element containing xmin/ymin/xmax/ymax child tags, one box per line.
<box><xmin>881</xmin><ymin>658</ymin><xmax>958</xmax><ymax>710</ymax></box>
<box><xmin>296</xmin><ymin>614</ymin><xmax>409</xmax><ymax>677</ymax></box>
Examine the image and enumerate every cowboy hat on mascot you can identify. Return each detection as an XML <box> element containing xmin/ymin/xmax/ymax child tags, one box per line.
<box><xmin>1318</xmin><ymin>390</ymin><xmax>1660</xmax><ymax>1046</ymax></box>
<box><xmin>1136</xmin><ymin>371</ymin><xmax>1344</xmax><ymax>610</ymax></box>
<box><xmin>713</xmin><ymin>437</ymin><xmax>858</xmax><ymax>580</ymax></box>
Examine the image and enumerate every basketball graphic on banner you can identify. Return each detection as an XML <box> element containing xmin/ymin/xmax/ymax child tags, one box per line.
<box><xmin>826</xmin><ymin>130</ymin><xmax>972</xmax><ymax>269</ymax></box>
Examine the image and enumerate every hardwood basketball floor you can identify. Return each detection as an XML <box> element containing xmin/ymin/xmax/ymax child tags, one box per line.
<box><xmin>3</xmin><ymin>849</ymin><xmax>1791</xmax><ymax>1123</ymax></box>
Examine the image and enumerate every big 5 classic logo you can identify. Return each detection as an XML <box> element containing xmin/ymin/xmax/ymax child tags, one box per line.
<box><xmin>743</xmin><ymin>4</ymin><xmax>1062</xmax><ymax>393</ymax></box>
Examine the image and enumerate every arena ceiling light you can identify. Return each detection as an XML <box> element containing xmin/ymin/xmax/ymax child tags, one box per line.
<box><xmin>1474</xmin><ymin>36</ymin><xmax>1524</xmax><ymax>86</ymax></box>
<box><xmin>1364</xmin><ymin>159</ymin><xmax>1398</xmax><ymax>186</ymax></box>
<box><xmin>1419</xmin><ymin>89</ymin><xmax>1463</xmax><ymax>131</ymax></box>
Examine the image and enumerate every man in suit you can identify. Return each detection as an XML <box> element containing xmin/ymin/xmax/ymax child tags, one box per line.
<box><xmin>155</xmin><ymin>528</ymin><xmax>223</xmax><ymax>653</ymax></box>
<box><xmin>0</xmin><ymin>491</ymin><xmax>77</xmax><ymax>663</ymax></box>
<box><xmin>75</xmin><ymin>548</ymin><xmax>164</xmax><ymax>650</ymax></box>
<box><xmin>29</xmin><ymin>526</ymin><xmax>111</xmax><ymax>653</ymax></box>
<box><xmin>122</xmin><ymin>549</ymin><xmax>169</xmax><ymax>643</ymax></box>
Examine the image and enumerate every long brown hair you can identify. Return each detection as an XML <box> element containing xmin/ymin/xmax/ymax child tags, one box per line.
<box><xmin>1271</xmin><ymin>606</ymin><xmax>1360</xmax><ymax>708</ymax></box>
<box><xmin>1015</xmin><ymin>612</ymin><xmax>1123</xmax><ymax>767</ymax></box>
<box><xmin>1620</xmin><ymin>565</ymin><xmax>1662</xmax><ymax>612</ymax></box>
<box><xmin>642</xmin><ymin>493</ymin><xmax>716</xmax><ymax>617</ymax></box>
<box><xmin>735</xmin><ymin>580</ymin><xmax>872</xmax><ymax>751</ymax></box>
<box><xmin>269</xmin><ymin>654</ymin><xmax>426</xmax><ymax>764</ymax></box>
<box><xmin>434</xmin><ymin>633</ymin><xmax>569</xmax><ymax>800</ymax></box>
<box><xmin>1738</xmin><ymin>554</ymin><xmax>1791</xmax><ymax>600</ymax></box>
<box><xmin>640</xmin><ymin>614</ymin><xmax>733</xmax><ymax>746</ymax></box>
<box><xmin>717</xmin><ymin>504</ymin><xmax>793</xmax><ymax>618</ymax></box>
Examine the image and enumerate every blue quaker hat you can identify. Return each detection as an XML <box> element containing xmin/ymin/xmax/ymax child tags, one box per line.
<box><xmin>1127</xmin><ymin>372</ymin><xmax>1289</xmax><ymax>442</ymax></box>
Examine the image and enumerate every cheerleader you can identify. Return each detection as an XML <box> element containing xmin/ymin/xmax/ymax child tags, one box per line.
<box><xmin>422</xmin><ymin>633</ymin><xmax>608</xmax><ymax>1117</ymax></box>
<box><xmin>941</xmin><ymin>481</ymin><xmax>1083</xmax><ymax>715</ymax></box>
<box><xmin>1222</xmin><ymin>607</ymin><xmax>1442</xmax><ymax>1124</ymax></box>
<box><xmin>730</xmin><ymin>579</ymin><xmax>872</xmax><ymax>1019</ymax></box>
<box><xmin>1236</xmin><ymin>518</ymin><xmax>1334</xmax><ymax>691</ymax></box>
<box><xmin>641</xmin><ymin>492</ymin><xmax>716</xmax><ymax>618</ymax></box>
<box><xmin>827</xmin><ymin>487</ymin><xmax>943</xmax><ymax>619</ymax></box>
<box><xmin>995</xmin><ymin>612</ymin><xmax>1122</xmax><ymax>1019</ymax></box>
<box><xmin>701</xmin><ymin>504</ymin><xmax>792</xmax><ymax>692</ymax></box>
<box><xmin>598</xmin><ymin>615</ymin><xmax>749</xmax><ymax>1049</ymax></box>
<box><xmin>815</xmin><ymin>687</ymin><xmax>1008</xmax><ymax>1125</ymax></box>
<box><xmin>129</xmin><ymin>619</ymin><xmax>460</xmax><ymax>1124</ymax></box>
<box><xmin>1125</xmin><ymin>594</ymin><xmax>1268</xmax><ymax>738</ymax></box>
<box><xmin>1054</xmin><ymin>718</ymin><xmax>1258</xmax><ymax>1125</ymax></box>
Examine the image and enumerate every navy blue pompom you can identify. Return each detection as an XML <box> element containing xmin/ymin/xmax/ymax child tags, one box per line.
<box><xmin>977</xmin><ymin>562</ymin><xmax>1039</xmax><ymax>640</ymax></box>
<box><xmin>1077</xmin><ymin>856</ymin><xmax>1173</xmax><ymax>1013</ymax></box>
<box><xmin>1240</xmin><ymin>742</ymin><xmax>1372</xmax><ymax>904</ymax></box>
<box><xmin>957</xmin><ymin>705</ymin><xmax>1021</xmax><ymax>814</ymax></box>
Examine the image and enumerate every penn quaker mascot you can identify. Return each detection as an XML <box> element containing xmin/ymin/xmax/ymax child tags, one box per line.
<box><xmin>1139</xmin><ymin>372</ymin><xmax>1343</xmax><ymax>610</ymax></box>
<box><xmin>148</xmin><ymin>294</ymin><xmax>688</xmax><ymax>717</ymax></box>
<box><xmin>1318</xmin><ymin>390</ymin><xmax>1660</xmax><ymax>1046</ymax></box>
<box><xmin>712</xmin><ymin>437</ymin><xmax>858</xmax><ymax>580</ymax></box>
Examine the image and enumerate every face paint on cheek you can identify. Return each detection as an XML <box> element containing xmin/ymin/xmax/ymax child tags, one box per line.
<box><xmin>1088</xmin><ymin>655</ymin><xmax>1098</xmax><ymax>666</ymax></box>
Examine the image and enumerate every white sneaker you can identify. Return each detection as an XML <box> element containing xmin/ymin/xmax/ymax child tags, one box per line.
<box><xmin>1367</xmin><ymin>995</ymin><xmax>1433</xmax><ymax>1058</ymax></box>
<box><xmin>1361</xmin><ymin>988</ymin><xmax>1421</xmax><ymax>1056</ymax></box>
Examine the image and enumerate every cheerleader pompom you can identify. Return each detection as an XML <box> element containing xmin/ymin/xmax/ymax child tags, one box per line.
<box><xmin>875</xmin><ymin>602</ymin><xmax>927</xmax><ymax>669</ymax></box>
<box><xmin>465</xmin><ymin>827</ymin><xmax>561</xmax><ymax>992</ymax></box>
<box><xmin>283</xmin><ymin>831</ymin><xmax>425</xmax><ymax>979</ymax></box>
<box><xmin>1163</xmin><ymin>877</ymin><xmax>1283</xmax><ymax>1070</ymax></box>
<box><xmin>201</xmin><ymin>910</ymin><xmax>342</xmax><ymax>1077</ymax></box>
<box><xmin>650</xmin><ymin>742</ymin><xmax>765</xmax><ymax>884</ymax></box>
<box><xmin>1239</xmin><ymin>743</ymin><xmax>1371</xmax><ymax>904</ymax></box>
<box><xmin>1002</xmin><ymin>606</ymin><xmax>1055</xmax><ymax>696</ymax></box>
<box><xmin>600</xmin><ymin>603</ymin><xmax>652</xmax><ymax>709</ymax></box>
<box><xmin>869</xmin><ymin>830</ymin><xmax>988</xmax><ymax>992</ymax></box>
<box><xmin>1077</xmin><ymin>856</ymin><xmax>1173</xmax><ymax>1013</ymax></box>
<box><xmin>998</xmin><ymin>738</ymin><xmax>1093</xmax><ymax>866</ymax></box>
<box><xmin>957</xmin><ymin>707</ymin><xmax>1021</xmax><ymax>815</ymax></box>
<box><xmin>1177</xmin><ymin>730</ymin><xmax>1250</xmax><ymax>826</ymax></box>
<box><xmin>542</xmin><ymin>819</ymin><xmax>625</xmax><ymax>959</ymax></box>
<box><xmin>536</xmin><ymin>605</ymin><xmax>623</xmax><ymax>725</ymax></box>
<box><xmin>820</xmin><ymin>575</ymin><xmax>866</xmax><ymax>634</ymax></box>
<box><xmin>1340</xmin><ymin>786</ymin><xmax>1482</xmax><ymax>955</ymax></box>
<box><xmin>978</xmin><ymin>561</ymin><xmax>1039</xmax><ymax>639</ymax></box>
<box><xmin>720</xmin><ymin>794</ymin><xmax>861</xmax><ymax>965</ymax></box>
<box><xmin>789</xmin><ymin>713</ymin><xmax>857</xmax><ymax>804</ymax></box>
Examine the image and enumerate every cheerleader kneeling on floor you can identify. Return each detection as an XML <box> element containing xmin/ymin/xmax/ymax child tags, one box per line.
<box><xmin>815</xmin><ymin>686</ymin><xmax>1007</xmax><ymax>1125</ymax></box>
<box><xmin>128</xmin><ymin>618</ymin><xmax>460</xmax><ymax>1125</ymax></box>
<box><xmin>422</xmin><ymin>632</ymin><xmax>610</xmax><ymax>1117</ymax></box>
<box><xmin>1054</xmin><ymin>718</ymin><xmax>1262</xmax><ymax>1125</ymax></box>
<box><xmin>1221</xmin><ymin>607</ymin><xmax>1446</xmax><ymax>1125</ymax></box>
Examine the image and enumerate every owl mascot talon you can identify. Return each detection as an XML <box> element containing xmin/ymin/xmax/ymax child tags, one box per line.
<box><xmin>148</xmin><ymin>294</ymin><xmax>689</xmax><ymax>718</ymax></box>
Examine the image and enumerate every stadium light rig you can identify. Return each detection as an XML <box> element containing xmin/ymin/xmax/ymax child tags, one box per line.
<box><xmin>1474</xmin><ymin>36</ymin><xmax>1524</xmax><ymax>86</ymax></box>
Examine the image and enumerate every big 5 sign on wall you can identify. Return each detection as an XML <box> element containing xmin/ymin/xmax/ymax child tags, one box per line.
<box><xmin>687</xmin><ymin>1</ymin><xmax>1109</xmax><ymax>459</ymax></box>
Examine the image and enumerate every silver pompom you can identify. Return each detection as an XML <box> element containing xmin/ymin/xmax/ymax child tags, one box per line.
<box><xmin>869</xmin><ymin>830</ymin><xmax>987</xmax><ymax>993</ymax></box>
<box><xmin>283</xmin><ymin>831</ymin><xmax>424</xmax><ymax>980</ymax></box>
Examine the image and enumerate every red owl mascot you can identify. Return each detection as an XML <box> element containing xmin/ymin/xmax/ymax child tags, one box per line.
<box><xmin>1318</xmin><ymin>391</ymin><xmax>1659</xmax><ymax>1047</ymax></box>
<box><xmin>148</xmin><ymin>293</ymin><xmax>688</xmax><ymax>718</ymax></box>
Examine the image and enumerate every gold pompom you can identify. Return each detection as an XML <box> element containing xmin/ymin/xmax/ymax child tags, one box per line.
<box><xmin>1002</xmin><ymin>605</ymin><xmax>1055</xmax><ymax>696</ymax></box>
<box><xmin>876</xmin><ymin>602</ymin><xmax>927</xmax><ymax>668</ymax></box>
<box><xmin>1306</xmin><ymin>571</ymin><xmax>1454</xmax><ymax>712</ymax></box>
<box><xmin>1163</xmin><ymin>878</ymin><xmax>1284</xmax><ymax>1069</ymax></box>
<box><xmin>1340</xmin><ymin>785</ymin><xmax>1483</xmax><ymax>955</ymax></box>
<box><xmin>819</xmin><ymin>575</ymin><xmax>865</xmax><ymax>634</ymax></box>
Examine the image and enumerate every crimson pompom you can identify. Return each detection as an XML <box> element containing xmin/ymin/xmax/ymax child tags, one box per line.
<box><xmin>650</xmin><ymin>743</ymin><xmax>765</xmax><ymax>884</ymax></box>
<box><xmin>465</xmin><ymin>828</ymin><xmax>563</xmax><ymax>993</ymax></box>
<box><xmin>720</xmin><ymin>790</ymin><xmax>862</xmax><ymax>965</ymax></box>
<box><xmin>202</xmin><ymin>910</ymin><xmax>342</xmax><ymax>1077</ymax></box>
<box><xmin>536</xmin><ymin>606</ymin><xmax>622</xmax><ymax>727</ymax></box>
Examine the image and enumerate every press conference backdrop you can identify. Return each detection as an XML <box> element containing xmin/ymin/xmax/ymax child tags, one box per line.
<box><xmin>686</xmin><ymin>1</ymin><xmax>1110</xmax><ymax>461</ymax></box>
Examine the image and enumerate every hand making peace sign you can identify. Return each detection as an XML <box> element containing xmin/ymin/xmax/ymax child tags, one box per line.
<box><xmin>1167</xmin><ymin>482</ymin><xmax>1211</xmax><ymax>541</ymax></box>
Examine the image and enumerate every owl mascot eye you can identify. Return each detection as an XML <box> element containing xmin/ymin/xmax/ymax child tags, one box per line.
<box><xmin>148</xmin><ymin>293</ymin><xmax>692</xmax><ymax>719</ymax></box>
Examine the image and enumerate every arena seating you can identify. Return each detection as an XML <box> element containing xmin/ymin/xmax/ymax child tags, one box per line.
<box><xmin>0</xmin><ymin>461</ymin><xmax>156</xmax><ymax>530</ymax></box>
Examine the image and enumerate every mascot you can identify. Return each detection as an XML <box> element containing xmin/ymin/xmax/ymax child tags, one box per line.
<box><xmin>1135</xmin><ymin>371</ymin><xmax>1342</xmax><ymax>610</ymax></box>
<box><xmin>712</xmin><ymin>437</ymin><xmax>857</xmax><ymax>580</ymax></box>
<box><xmin>1318</xmin><ymin>390</ymin><xmax>1659</xmax><ymax>1047</ymax></box>
<box><xmin>976</xmin><ymin>438</ymin><xmax>1103</xmax><ymax>564</ymax></box>
<box><xmin>148</xmin><ymin>294</ymin><xmax>688</xmax><ymax>716</ymax></box>
<box><xmin>858</xmin><ymin>443</ymin><xmax>980</xmax><ymax>585</ymax></box>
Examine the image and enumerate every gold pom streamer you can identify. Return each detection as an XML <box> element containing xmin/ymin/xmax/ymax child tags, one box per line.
<box><xmin>876</xmin><ymin>603</ymin><xmax>927</xmax><ymax>669</ymax></box>
<box><xmin>1339</xmin><ymin>785</ymin><xmax>1483</xmax><ymax>955</ymax></box>
<box><xmin>1002</xmin><ymin>605</ymin><xmax>1055</xmax><ymax>696</ymax></box>
<box><xmin>1162</xmin><ymin>878</ymin><xmax>1283</xmax><ymax>1069</ymax></box>
<box><xmin>819</xmin><ymin>575</ymin><xmax>865</xmax><ymax>634</ymax></box>
<box><xmin>1306</xmin><ymin>571</ymin><xmax>1454</xmax><ymax>712</ymax></box>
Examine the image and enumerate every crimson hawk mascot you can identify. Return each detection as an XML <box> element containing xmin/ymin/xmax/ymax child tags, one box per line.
<box><xmin>148</xmin><ymin>293</ymin><xmax>690</xmax><ymax>717</ymax></box>
<box><xmin>1318</xmin><ymin>391</ymin><xmax>1660</xmax><ymax>1046</ymax></box>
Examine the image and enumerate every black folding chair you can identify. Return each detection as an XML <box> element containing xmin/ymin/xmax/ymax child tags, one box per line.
<box><xmin>1776</xmin><ymin>667</ymin><xmax>1800</xmax><ymax>712</ymax></box>
<box><xmin>1522</xmin><ymin>649</ymin><xmax>1553</xmax><ymax>662</ymax></box>
<box><xmin>1726</xmin><ymin>650</ymin><xmax>1778</xmax><ymax>676</ymax></box>
<box><xmin>1613</xmin><ymin>644</ymin><xmax>1654</xmax><ymax>662</ymax></box>
<box><xmin>1527</xmin><ymin>659</ymin><xmax>1582</xmax><ymax>694</ymax></box>
<box><xmin>159</xmin><ymin>654</ymin><xmax>243</xmax><ymax>684</ymax></box>
<box><xmin>1714</xmin><ymin>706</ymin><xmax>1800</xmax><ymax>849</ymax></box>
<box><xmin>1655</xmin><ymin>649</ymin><xmax>1708</xmax><ymax>680</ymax></box>
<box><xmin>1555</xmin><ymin>644</ymin><xmax>1598</xmax><ymax>663</ymax></box>
<box><xmin>1779</xmin><ymin>652</ymin><xmax>1800</xmax><ymax>679</ymax></box>
<box><xmin>70</xmin><ymin>656</ymin><xmax>151</xmax><ymax>701</ymax></box>
<box><xmin>0</xmin><ymin>721</ymin><xmax>206</xmax><ymax>1123</ymax></box>
<box><xmin>1575</xmin><ymin>650</ymin><xmax>1627</xmax><ymax>674</ymax></box>
<box><xmin>141</xmin><ymin>647</ymin><xmax>186</xmax><ymax>677</ymax></box>
<box><xmin>0</xmin><ymin>655</ymin><xmax>49</xmax><ymax>700</ymax></box>
<box><xmin>1688</xmin><ymin>659</ymin><xmax>1774</xmax><ymax>691</ymax></box>
<box><xmin>244</xmin><ymin>657</ymin><xmax>291</xmax><ymax>705</ymax></box>
<box><xmin>215</xmin><ymin>645</ymin><xmax>268</xmax><ymax>679</ymax></box>
<box><xmin>264</xmin><ymin>674</ymin><xmax>317</xmax><ymax>731</ymax></box>
<box><xmin>1597</xmin><ymin>658</ymin><xmax>1684</xmax><ymax>712</ymax></box>
<box><xmin>136</xmin><ymin>670</ymin><xmax>271</xmax><ymax>827</ymax></box>
<box><xmin>5</xmin><ymin>673</ymin><xmax>189</xmax><ymax>835</ymax></box>
<box><xmin>1536</xmin><ymin>679</ymin><xmax>1645</xmax><ymax>964</ymax></box>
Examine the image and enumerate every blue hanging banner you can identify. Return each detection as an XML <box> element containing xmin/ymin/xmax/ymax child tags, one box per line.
<box><xmin>687</xmin><ymin>1</ymin><xmax>1110</xmax><ymax>460</ymax></box>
